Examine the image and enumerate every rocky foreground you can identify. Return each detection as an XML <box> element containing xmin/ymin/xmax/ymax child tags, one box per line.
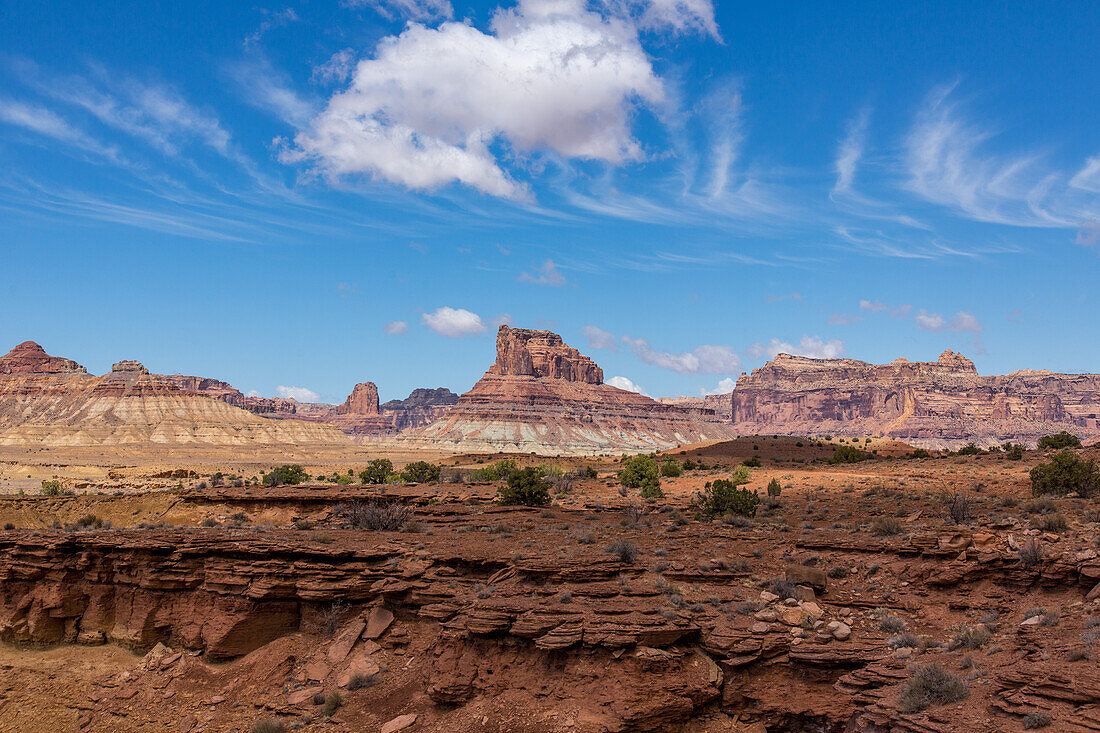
<box><xmin>2</xmin><ymin>447</ymin><xmax>1100</xmax><ymax>731</ymax></box>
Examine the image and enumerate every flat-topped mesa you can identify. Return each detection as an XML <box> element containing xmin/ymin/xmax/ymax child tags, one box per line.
<box><xmin>732</xmin><ymin>350</ymin><xmax>1100</xmax><ymax>448</ymax></box>
<box><xmin>0</xmin><ymin>341</ymin><xmax>87</xmax><ymax>376</ymax></box>
<box><xmin>401</xmin><ymin>325</ymin><xmax>734</xmax><ymax>455</ymax></box>
<box><xmin>110</xmin><ymin>360</ymin><xmax>149</xmax><ymax>374</ymax></box>
<box><xmin>488</xmin><ymin>326</ymin><xmax>603</xmax><ymax>384</ymax></box>
<box><xmin>336</xmin><ymin>382</ymin><xmax>380</xmax><ymax>416</ymax></box>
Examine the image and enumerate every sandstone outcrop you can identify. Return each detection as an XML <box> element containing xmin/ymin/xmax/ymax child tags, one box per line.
<box><xmin>381</xmin><ymin>387</ymin><xmax>458</xmax><ymax>431</ymax></box>
<box><xmin>732</xmin><ymin>350</ymin><xmax>1100</xmax><ymax>448</ymax></box>
<box><xmin>0</xmin><ymin>343</ymin><xmax>346</xmax><ymax>447</ymax></box>
<box><xmin>400</xmin><ymin>326</ymin><xmax>734</xmax><ymax>455</ymax></box>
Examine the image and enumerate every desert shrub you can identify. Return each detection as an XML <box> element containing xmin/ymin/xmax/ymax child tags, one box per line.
<box><xmin>1030</xmin><ymin>451</ymin><xmax>1100</xmax><ymax>497</ymax></box>
<box><xmin>338</xmin><ymin>500</ymin><xmax>410</xmax><ymax>531</ymax></box>
<box><xmin>619</xmin><ymin>455</ymin><xmax>661</xmax><ymax>498</ymax></box>
<box><xmin>2</xmin><ymin>523</ymin><xmax>13</xmax><ymax>530</ymax></box>
<box><xmin>682</xmin><ymin>459</ymin><xmax>697</xmax><ymax>471</ymax></box>
<box><xmin>606</xmin><ymin>538</ymin><xmax>639</xmax><ymax>563</ymax></box>
<box><xmin>1018</xmin><ymin>538</ymin><xmax>1044</xmax><ymax>567</ymax></box>
<box><xmin>250</xmin><ymin>719</ymin><xmax>286</xmax><ymax>733</ymax></box>
<box><xmin>1038</xmin><ymin>431</ymin><xmax>1081</xmax><ymax>450</ymax></box>
<box><xmin>293</xmin><ymin>518</ymin><xmax>313</xmax><ymax>530</ymax></box>
<box><xmin>471</xmin><ymin>459</ymin><xmax>518</xmax><ymax>482</ymax></box>
<box><xmin>829</xmin><ymin>445</ymin><xmax>869</xmax><ymax>464</ymax></box>
<box><xmin>1023</xmin><ymin>497</ymin><xmax>1057</xmax><ymax>514</ymax></box>
<box><xmin>956</xmin><ymin>443</ymin><xmax>983</xmax><ymax>456</ymax></box>
<box><xmin>262</xmin><ymin>464</ymin><xmax>308</xmax><ymax>486</ymax></box>
<box><xmin>581</xmin><ymin>466</ymin><xmax>598</xmax><ymax>479</ymax></box>
<box><xmin>40</xmin><ymin>480</ymin><xmax>72</xmax><ymax>496</ymax></box>
<box><xmin>909</xmin><ymin>448</ymin><xmax>931</xmax><ymax>459</ymax></box>
<box><xmin>948</xmin><ymin>624</ymin><xmax>991</xmax><ymax>650</ymax></box>
<box><xmin>1003</xmin><ymin>442</ymin><xmax>1025</xmax><ymax>459</ymax></box>
<box><xmin>879</xmin><ymin>614</ymin><xmax>908</xmax><ymax>633</ymax></box>
<box><xmin>209</xmin><ymin>472</ymin><xmax>224</xmax><ymax>486</ymax></box>
<box><xmin>1023</xmin><ymin>712</ymin><xmax>1052</xmax><ymax>729</ymax></box>
<box><xmin>399</xmin><ymin>461</ymin><xmax>441</xmax><ymax>483</ymax></box>
<box><xmin>694</xmin><ymin>479</ymin><xmax>759</xmax><ymax>518</ymax></box>
<box><xmin>870</xmin><ymin>517</ymin><xmax>903</xmax><ymax>536</ymax></box>
<box><xmin>334</xmin><ymin>474</ymin><xmax>354</xmax><ymax>485</ymax></box>
<box><xmin>321</xmin><ymin>691</ymin><xmax>342</xmax><ymax>716</ymax></box>
<box><xmin>743</xmin><ymin>456</ymin><xmax>762</xmax><ymax>468</ymax></box>
<box><xmin>358</xmin><ymin>458</ymin><xmax>393</xmax><ymax>484</ymax></box>
<box><xmin>496</xmin><ymin>467</ymin><xmax>551</xmax><ymax>506</ymax></box>
<box><xmin>827</xmin><ymin>565</ymin><xmax>850</xmax><ymax>579</ymax></box>
<box><xmin>346</xmin><ymin>672</ymin><xmax>380</xmax><ymax>691</ymax></box>
<box><xmin>947</xmin><ymin>493</ymin><xmax>973</xmax><ymax>524</ymax></box>
<box><xmin>660</xmin><ymin>459</ymin><xmax>683</xmax><ymax>478</ymax></box>
<box><xmin>766</xmin><ymin>578</ymin><xmax>797</xmax><ymax>600</ymax></box>
<box><xmin>766</xmin><ymin>478</ymin><xmax>782</xmax><ymax>497</ymax></box>
<box><xmin>1037</xmin><ymin>513</ymin><xmax>1068</xmax><ymax>533</ymax></box>
<box><xmin>899</xmin><ymin>663</ymin><xmax>968</xmax><ymax>713</ymax></box>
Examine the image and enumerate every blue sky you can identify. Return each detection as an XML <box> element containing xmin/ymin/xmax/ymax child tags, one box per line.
<box><xmin>1</xmin><ymin>0</ymin><xmax>1098</xmax><ymax>403</ymax></box>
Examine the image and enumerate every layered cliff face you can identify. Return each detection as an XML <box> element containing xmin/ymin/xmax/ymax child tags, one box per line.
<box><xmin>732</xmin><ymin>350</ymin><xmax>1100</xmax><ymax>448</ymax></box>
<box><xmin>381</xmin><ymin>387</ymin><xmax>459</xmax><ymax>431</ymax></box>
<box><xmin>0</xmin><ymin>343</ymin><xmax>346</xmax><ymax>447</ymax></box>
<box><xmin>401</xmin><ymin>326</ymin><xmax>734</xmax><ymax>455</ymax></box>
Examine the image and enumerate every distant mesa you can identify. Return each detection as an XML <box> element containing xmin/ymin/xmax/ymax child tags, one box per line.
<box><xmin>0</xmin><ymin>343</ymin><xmax>345</xmax><ymax>447</ymax></box>
<box><xmin>400</xmin><ymin>325</ymin><xmax>734</xmax><ymax>455</ymax></box>
<box><xmin>730</xmin><ymin>349</ymin><xmax>1100</xmax><ymax>448</ymax></box>
<box><xmin>0</xmin><ymin>341</ymin><xmax>87</xmax><ymax>376</ymax></box>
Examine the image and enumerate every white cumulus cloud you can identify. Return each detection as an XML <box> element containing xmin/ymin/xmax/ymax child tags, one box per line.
<box><xmin>623</xmin><ymin>337</ymin><xmax>741</xmax><ymax>375</ymax></box>
<box><xmin>286</xmin><ymin>0</ymin><xmax>665</xmax><ymax>199</ymax></box>
<box><xmin>607</xmin><ymin>375</ymin><xmax>649</xmax><ymax>396</ymax></box>
<box><xmin>383</xmin><ymin>320</ymin><xmax>409</xmax><ymax>335</ymax></box>
<box><xmin>700</xmin><ymin>377</ymin><xmax>736</xmax><ymax>396</ymax></box>
<box><xmin>422</xmin><ymin>306</ymin><xmax>487</xmax><ymax>337</ymax></box>
<box><xmin>517</xmin><ymin>259</ymin><xmax>567</xmax><ymax>286</ymax></box>
<box><xmin>916</xmin><ymin>309</ymin><xmax>982</xmax><ymax>334</ymax></box>
<box><xmin>745</xmin><ymin>336</ymin><xmax>846</xmax><ymax>361</ymax></box>
<box><xmin>275</xmin><ymin>385</ymin><xmax>321</xmax><ymax>402</ymax></box>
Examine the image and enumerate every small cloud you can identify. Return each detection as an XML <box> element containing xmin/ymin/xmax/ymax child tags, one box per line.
<box><xmin>422</xmin><ymin>306</ymin><xmax>486</xmax><ymax>337</ymax></box>
<box><xmin>496</xmin><ymin>242</ymin><xmax>511</xmax><ymax>256</ymax></box>
<box><xmin>383</xmin><ymin>320</ymin><xmax>409</xmax><ymax>335</ymax></box>
<box><xmin>246</xmin><ymin>389</ymin><xmax>261</xmax><ymax>398</ymax></box>
<box><xmin>409</xmin><ymin>241</ymin><xmax>427</xmax><ymax>253</ymax></box>
<box><xmin>518</xmin><ymin>259</ymin><xmax>567</xmax><ymax>287</ymax></box>
<box><xmin>1006</xmin><ymin>310</ymin><xmax>1022</xmax><ymax>324</ymax></box>
<box><xmin>915</xmin><ymin>310</ymin><xmax>946</xmax><ymax>331</ymax></box>
<box><xmin>607</xmin><ymin>375</ymin><xmax>649</xmax><ymax>397</ymax></box>
<box><xmin>245</xmin><ymin>7</ymin><xmax>300</xmax><ymax>47</ymax></box>
<box><xmin>828</xmin><ymin>313</ymin><xmax>864</xmax><ymax>325</ymax></box>
<box><xmin>701</xmin><ymin>377</ymin><xmax>736</xmax><ymax>396</ymax></box>
<box><xmin>583</xmin><ymin>326</ymin><xmax>618</xmax><ymax>351</ymax></box>
<box><xmin>860</xmin><ymin>300</ymin><xmax>911</xmax><ymax>318</ymax></box>
<box><xmin>492</xmin><ymin>313</ymin><xmax>513</xmax><ymax>328</ymax></box>
<box><xmin>765</xmin><ymin>292</ymin><xmax>803</xmax><ymax>304</ymax></box>
<box><xmin>746</xmin><ymin>336</ymin><xmax>845</xmax><ymax>361</ymax></box>
<box><xmin>336</xmin><ymin>282</ymin><xmax>357</xmax><ymax>296</ymax></box>
<box><xmin>275</xmin><ymin>385</ymin><xmax>320</xmax><ymax>402</ymax></box>
<box><xmin>1078</xmin><ymin>220</ymin><xmax>1100</xmax><ymax>249</ymax></box>
<box><xmin>949</xmin><ymin>311</ymin><xmax>982</xmax><ymax>334</ymax></box>
<box><xmin>623</xmin><ymin>337</ymin><xmax>741</xmax><ymax>375</ymax></box>
<box><xmin>312</xmin><ymin>49</ymin><xmax>356</xmax><ymax>86</ymax></box>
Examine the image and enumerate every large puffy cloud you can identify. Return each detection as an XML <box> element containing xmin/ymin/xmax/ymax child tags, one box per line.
<box><xmin>700</xmin><ymin>377</ymin><xmax>736</xmax><ymax>396</ymax></box>
<box><xmin>287</xmin><ymin>0</ymin><xmax>665</xmax><ymax>198</ymax></box>
<box><xmin>422</xmin><ymin>306</ymin><xmax>487</xmax><ymax>336</ymax></box>
<box><xmin>745</xmin><ymin>336</ymin><xmax>845</xmax><ymax>361</ymax></box>
<box><xmin>622</xmin><ymin>337</ymin><xmax>741</xmax><ymax>375</ymax></box>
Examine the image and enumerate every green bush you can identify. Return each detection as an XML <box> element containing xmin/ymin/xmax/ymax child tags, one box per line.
<box><xmin>682</xmin><ymin>459</ymin><xmax>697</xmax><ymax>471</ymax></box>
<box><xmin>659</xmin><ymin>459</ymin><xmax>683</xmax><ymax>478</ymax></box>
<box><xmin>359</xmin><ymin>458</ymin><xmax>393</xmax><ymax>484</ymax></box>
<box><xmin>471</xmin><ymin>459</ymin><xmax>518</xmax><ymax>482</ymax></box>
<box><xmin>399</xmin><ymin>461</ymin><xmax>441</xmax><ymax>483</ymax></box>
<box><xmin>1004</xmin><ymin>443</ymin><xmax>1025</xmax><ymax>460</ymax></box>
<box><xmin>955</xmin><ymin>443</ymin><xmax>983</xmax><ymax>456</ymax></box>
<box><xmin>766</xmin><ymin>478</ymin><xmax>782</xmax><ymax>497</ymax></box>
<box><xmin>39</xmin><ymin>480</ymin><xmax>72</xmax><ymax>496</ymax></box>
<box><xmin>829</xmin><ymin>445</ymin><xmax>869</xmax><ymax>464</ymax></box>
<box><xmin>694</xmin><ymin>479</ymin><xmax>760</xmax><ymax>517</ymax></box>
<box><xmin>1038</xmin><ymin>431</ymin><xmax>1081</xmax><ymax>450</ymax></box>
<box><xmin>743</xmin><ymin>456</ymin><xmax>762</xmax><ymax>468</ymax></box>
<box><xmin>262</xmin><ymin>465</ymin><xmax>308</xmax><ymax>486</ymax></box>
<box><xmin>497</xmin><ymin>467</ymin><xmax>551</xmax><ymax>506</ymax></box>
<box><xmin>619</xmin><ymin>455</ymin><xmax>661</xmax><ymax>498</ymax></box>
<box><xmin>908</xmin><ymin>448</ymin><xmax>931</xmax><ymax>459</ymax></box>
<box><xmin>1030</xmin><ymin>450</ymin><xmax>1100</xmax><ymax>497</ymax></box>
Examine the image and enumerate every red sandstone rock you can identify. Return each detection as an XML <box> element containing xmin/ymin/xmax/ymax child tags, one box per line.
<box><xmin>337</xmin><ymin>382</ymin><xmax>380</xmax><ymax>416</ymax></box>
<box><xmin>732</xmin><ymin>350</ymin><xmax>1100</xmax><ymax>447</ymax></box>
<box><xmin>0</xmin><ymin>341</ymin><xmax>87</xmax><ymax>375</ymax></box>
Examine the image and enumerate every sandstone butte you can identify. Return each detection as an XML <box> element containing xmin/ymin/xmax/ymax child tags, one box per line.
<box><xmin>0</xmin><ymin>342</ymin><xmax>346</xmax><ymax>446</ymax></box>
<box><xmin>398</xmin><ymin>325</ymin><xmax>735</xmax><ymax>455</ymax></box>
<box><xmin>724</xmin><ymin>350</ymin><xmax>1100</xmax><ymax>448</ymax></box>
<box><xmin>163</xmin><ymin>375</ymin><xmax>458</xmax><ymax>438</ymax></box>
